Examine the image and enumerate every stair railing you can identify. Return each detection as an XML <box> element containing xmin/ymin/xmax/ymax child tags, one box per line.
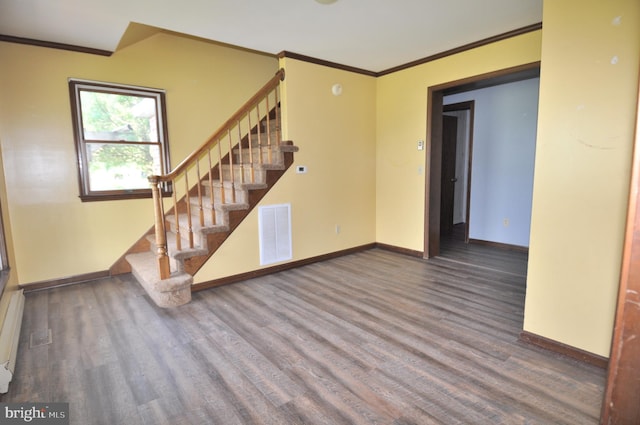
<box><xmin>148</xmin><ymin>69</ymin><xmax>285</xmax><ymax>279</ymax></box>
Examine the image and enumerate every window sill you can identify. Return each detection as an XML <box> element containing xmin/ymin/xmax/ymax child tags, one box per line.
<box><xmin>0</xmin><ymin>269</ymin><xmax>10</xmax><ymax>300</ymax></box>
<box><xmin>79</xmin><ymin>190</ymin><xmax>172</xmax><ymax>202</ymax></box>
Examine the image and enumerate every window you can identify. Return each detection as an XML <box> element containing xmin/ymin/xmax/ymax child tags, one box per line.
<box><xmin>0</xmin><ymin>202</ymin><xmax>8</xmax><ymax>271</ymax></box>
<box><xmin>69</xmin><ymin>80</ymin><xmax>171</xmax><ymax>201</ymax></box>
<box><xmin>0</xmin><ymin>201</ymin><xmax>9</xmax><ymax>298</ymax></box>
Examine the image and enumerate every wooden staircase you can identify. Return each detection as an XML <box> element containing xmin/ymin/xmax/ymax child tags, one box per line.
<box><xmin>110</xmin><ymin>70</ymin><xmax>298</xmax><ymax>307</ymax></box>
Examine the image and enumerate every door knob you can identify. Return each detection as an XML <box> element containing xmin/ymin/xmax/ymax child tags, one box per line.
<box><xmin>451</xmin><ymin>178</ymin><xmax>458</xmax><ymax>183</ymax></box>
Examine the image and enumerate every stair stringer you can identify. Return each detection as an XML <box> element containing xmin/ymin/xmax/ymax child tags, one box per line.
<box><xmin>111</xmin><ymin>108</ymin><xmax>283</xmax><ymax>277</ymax></box>
<box><xmin>119</xmin><ymin>142</ymin><xmax>297</xmax><ymax>307</ymax></box>
<box><xmin>181</xmin><ymin>146</ymin><xmax>297</xmax><ymax>276</ymax></box>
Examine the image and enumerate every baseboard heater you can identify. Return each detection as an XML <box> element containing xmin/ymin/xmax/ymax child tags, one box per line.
<box><xmin>0</xmin><ymin>289</ymin><xmax>25</xmax><ymax>393</ymax></box>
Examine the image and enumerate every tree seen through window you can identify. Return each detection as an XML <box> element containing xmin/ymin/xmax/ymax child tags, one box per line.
<box><xmin>69</xmin><ymin>80</ymin><xmax>170</xmax><ymax>201</ymax></box>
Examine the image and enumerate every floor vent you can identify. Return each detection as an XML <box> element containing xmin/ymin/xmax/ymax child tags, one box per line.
<box><xmin>29</xmin><ymin>329</ymin><xmax>52</xmax><ymax>349</ymax></box>
<box><xmin>259</xmin><ymin>204</ymin><xmax>292</xmax><ymax>265</ymax></box>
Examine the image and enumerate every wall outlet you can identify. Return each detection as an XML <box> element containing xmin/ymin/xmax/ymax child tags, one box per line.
<box><xmin>335</xmin><ymin>224</ymin><xmax>341</xmax><ymax>234</ymax></box>
<box><xmin>503</xmin><ymin>218</ymin><xmax>510</xmax><ymax>227</ymax></box>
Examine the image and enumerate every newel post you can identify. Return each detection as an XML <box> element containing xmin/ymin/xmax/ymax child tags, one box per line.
<box><xmin>149</xmin><ymin>176</ymin><xmax>171</xmax><ymax>280</ymax></box>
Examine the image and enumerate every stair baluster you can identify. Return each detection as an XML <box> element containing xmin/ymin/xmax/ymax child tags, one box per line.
<box><xmin>196</xmin><ymin>160</ymin><xmax>204</xmax><ymax>227</ymax></box>
<box><xmin>173</xmin><ymin>183</ymin><xmax>181</xmax><ymax>252</ymax></box>
<box><xmin>183</xmin><ymin>171</ymin><xmax>194</xmax><ymax>249</ymax></box>
<box><xmin>227</xmin><ymin>128</ymin><xmax>236</xmax><ymax>202</ymax></box>
<box><xmin>146</xmin><ymin>69</ymin><xmax>287</xmax><ymax>281</ymax></box>
<box><xmin>266</xmin><ymin>94</ymin><xmax>272</xmax><ymax>163</ymax></box>
<box><xmin>275</xmin><ymin>89</ymin><xmax>281</xmax><ymax>151</ymax></box>
<box><xmin>247</xmin><ymin>111</ymin><xmax>255</xmax><ymax>183</ymax></box>
<box><xmin>207</xmin><ymin>152</ymin><xmax>216</xmax><ymax>225</ymax></box>
<box><xmin>256</xmin><ymin>103</ymin><xmax>263</xmax><ymax>166</ymax></box>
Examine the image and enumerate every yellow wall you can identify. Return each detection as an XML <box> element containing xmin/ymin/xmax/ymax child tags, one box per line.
<box><xmin>0</xmin><ymin>33</ymin><xmax>278</xmax><ymax>283</ymax></box>
<box><xmin>376</xmin><ymin>31</ymin><xmax>543</xmax><ymax>250</ymax></box>
<box><xmin>194</xmin><ymin>57</ymin><xmax>377</xmax><ymax>281</ymax></box>
<box><xmin>1</xmin><ymin>1</ymin><xmax>637</xmax><ymax>359</ymax></box>
<box><xmin>0</xmin><ymin>142</ymin><xmax>20</xmax><ymax>329</ymax></box>
<box><xmin>524</xmin><ymin>0</ymin><xmax>640</xmax><ymax>356</ymax></box>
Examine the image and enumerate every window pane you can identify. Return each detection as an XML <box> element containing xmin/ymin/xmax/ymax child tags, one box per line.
<box><xmin>80</xmin><ymin>91</ymin><xmax>159</xmax><ymax>142</ymax></box>
<box><xmin>70</xmin><ymin>79</ymin><xmax>170</xmax><ymax>200</ymax></box>
<box><xmin>86</xmin><ymin>143</ymin><xmax>162</xmax><ymax>191</ymax></box>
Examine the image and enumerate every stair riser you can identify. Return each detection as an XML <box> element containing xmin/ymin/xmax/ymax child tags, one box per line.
<box><xmin>183</xmin><ymin>208</ymin><xmax>226</xmax><ymax>229</ymax></box>
<box><xmin>148</xmin><ymin>240</ymin><xmax>183</xmax><ymax>271</ymax></box>
<box><xmin>249</xmin><ymin>131</ymin><xmax>279</xmax><ymax>144</ymax></box>
<box><xmin>170</xmin><ymin>228</ymin><xmax>205</xmax><ymax>250</ymax></box>
<box><xmin>221</xmin><ymin>166</ymin><xmax>266</xmax><ymax>184</ymax></box>
<box><xmin>125</xmin><ymin>251</ymin><xmax>193</xmax><ymax>308</ymax></box>
<box><xmin>234</xmin><ymin>150</ymin><xmax>283</xmax><ymax>165</ymax></box>
<box><xmin>201</xmin><ymin>185</ymin><xmax>248</xmax><ymax>204</ymax></box>
<box><xmin>167</xmin><ymin>216</ymin><xmax>223</xmax><ymax>245</ymax></box>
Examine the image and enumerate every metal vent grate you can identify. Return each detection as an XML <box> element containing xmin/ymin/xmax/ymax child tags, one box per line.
<box><xmin>29</xmin><ymin>329</ymin><xmax>52</xmax><ymax>349</ymax></box>
<box><xmin>259</xmin><ymin>204</ymin><xmax>292</xmax><ymax>265</ymax></box>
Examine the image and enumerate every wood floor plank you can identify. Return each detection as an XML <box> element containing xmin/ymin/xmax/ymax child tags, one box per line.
<box><xmin>187</xmin><ymin>334</ymin><xmax>297</xmax><ymax>425</ymax></box>
<box><xmin>81</xmin><ymin>362</ymin><xmax>142</xmax><ymax>425</ymax></box>
<box><xmin>2</xmin><ymin>246</ymin><xmax>606</xmax><ymax>424</ymax></box>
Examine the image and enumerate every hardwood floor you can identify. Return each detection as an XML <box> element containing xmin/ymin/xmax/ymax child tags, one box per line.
<box><xmin>440</xmin><ymin>236</ymin><xmax>529</xmax><ymax>276</ymax></box>
<box><xmin>1</xmin><ymin>248</ymin><xmax>605</xmax><ymax>424</ymax></box>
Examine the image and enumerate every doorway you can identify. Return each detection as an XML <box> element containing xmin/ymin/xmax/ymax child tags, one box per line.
<box><xmin>441</xmin><ymin>102</ymin><xmax>474</xmax><ymax>243</ymax></box>
<box><xmin>423</xmin><ymin>62</ymin><xmax>540</xmax><ymax>258</ymax></box>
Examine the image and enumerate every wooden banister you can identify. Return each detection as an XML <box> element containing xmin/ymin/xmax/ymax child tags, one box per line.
<box><xmin>149</xmin><ymin>176</ymin><xmax>171</xmax><ymax>279</ymax></box>
<box><xmin>148</xmin><ymin>68</ymin><xmax>285</xmax><ymax>280</ymax></box>
<box><xmin>158</xmin><ymin>69</ymin><xmax>284</xmax><ymax>183</ymax></box>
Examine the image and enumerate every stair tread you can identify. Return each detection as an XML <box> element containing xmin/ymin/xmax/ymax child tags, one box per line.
<box><xmin>200</xmin><ymin>181</ymin><xmax>268</xmax><ymax>190</ymax></box>
<box><xmin>166</xmin><ymin>212</ymin><xmax>233</xmax><ymax>234</ymax></box>
<box><xmin>220</xmin><ymin>163</ymin><xmax>272</xmax><ymax>171</ymax></box>
<box><xmin>145</xmin><ymin>233</ymin><xmax>208</xmax><ymax>260</ymax></box>
<box><xmin>188</xmin><ymin>194</ymin><xmax>264</xmax><ymax>209</ymax></box>
<box><xmin>122</xmin><ymin>133</ymin><xmax>297</xmax><ymax>308</ymax></box>
<box><xmin>127</xmin><ymin>251</ymin><xmax>193</xmax><ymax>292</ymax></box>
<box><xmin>233</xmin><ymin>143</ymin><xmax>284</xmax><ymax>151</ymax></box>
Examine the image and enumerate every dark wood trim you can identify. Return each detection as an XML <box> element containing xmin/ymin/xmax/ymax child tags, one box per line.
<box><xmin>443</xmin><ymin>101</ymin><xmax>475</xmax><ymax>243</ymax></box>
<box><xmin>375</xmin><ymin>243</ymin><xmax>423</xmax><ymax>258</ymax></box>
<box><xmin>468</xmin><ymin>238</ymin><xmax>529</xmax><ymax>253</ymax></box>
<box><xmin>425</xmin><ymin>88</ymin><xmax>443</xmax><ymax>258</ymax></box>
<box><xmin>600</xmin><ymin>71</ymin><xmax>640</xmax><ymax>425</ymax></box>
<box><xmin>19</xmin><ymin>270</ymin><xmax>110</xmax><ymax>293</ymax></box>
<box><xmin>192</xmin><ymin>243</ymin><xmax>376</xmax><ymax>292</ymax></box>
<box><xmin>426</xmin><ymin>62</ymin><xmax>541</xmax><ymax>259</ymax></box>
<box><xmin>443</xmin><ymin>101</ymin><xmax>473</xmax><ymax>112</ymax></box>
<box><xmin>278</xmin><ymin>51</ymin><xmax>377</xmax><ymax>77</ymax></box>
<box><xmin>280</xmin><ymin>24</ymin><xmax>541</xmax><ymax>78</ymax></box>
<box><xmin>0</xmin><ymin>270</ymin><xmax>9</xmax><ymax>302</ymax></box>
<box><xmin>432</xmin><ymin>61</ymin><xmax>542</xmax><ymax>93</ymax></box>
<box><xmin>378</xmin><ymin>23</ymin><xmax>542</xmax><ymax>76</ymax></box>
<box><xmin>0</xmin><ymin>34</ymin><xmax>112</xmax><ymax>56</ymax></box>
<box><xmin>1</xmin><ymin>23</ymin><xmax>540</xmax><ymax>75</ymax></box>
<box><xmin>80</xmin><ymin>192</ymin><xmax>153</xmax><ymax>202</ymax></box>
<box><xmin>442</xmin><ymin>66</ymin><xmax>540</xmax><ymax>97</ymax></box>
<box><xmin>519</xmin><ymin>331</ymin><xmax>609</xmax><ymax>369</ymax></box>
<box><xmin>68</xmin><ymin>79</ymin><xmax>172</xmax><ymax>202</ymax></box>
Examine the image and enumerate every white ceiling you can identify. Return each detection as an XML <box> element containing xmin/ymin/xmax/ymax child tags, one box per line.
<box><xmin>0</xmin><ymin>0</ymin><xmax>542</xmax><ymax>73</ymax></box>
